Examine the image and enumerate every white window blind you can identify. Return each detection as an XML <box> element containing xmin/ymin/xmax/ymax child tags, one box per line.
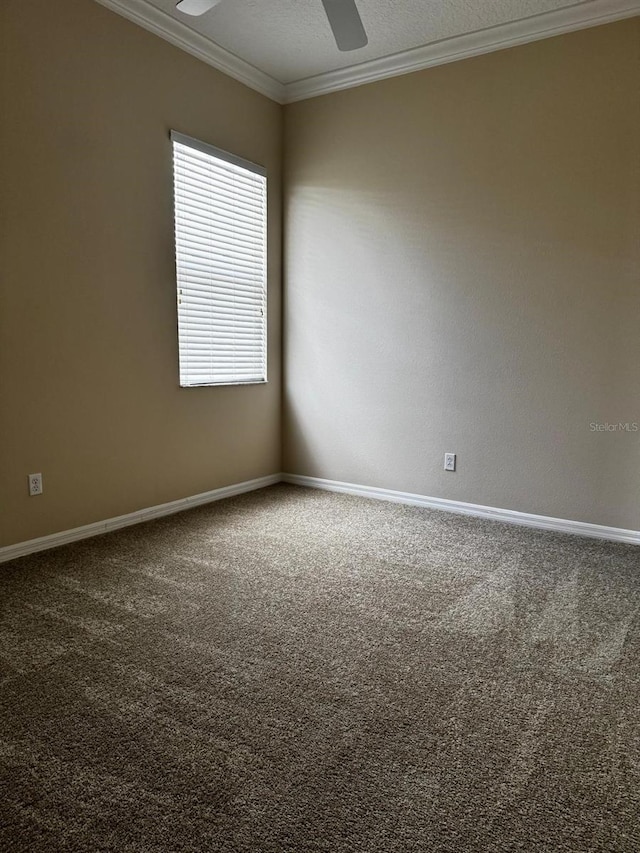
<box><xmin>172</xmin><ymin>131</ymin><xmax>267</xmax><ymax>387</ymax></box>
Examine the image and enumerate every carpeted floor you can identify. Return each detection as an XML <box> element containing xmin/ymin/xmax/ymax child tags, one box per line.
<box><xmin>0</xmin><ymin>484</ymin><xmax>638</xmax><ymax>852</ymax></box>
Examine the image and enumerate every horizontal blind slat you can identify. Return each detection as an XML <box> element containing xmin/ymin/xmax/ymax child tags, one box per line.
<box><xmin>177</xmin><ymin>246</ymin><xmax>263</xmax><ymax>269</ymax></box>
<box><xmin>175</xmin><ymin>210</ymin><xmax>264</xmax><ymax>237</ymax></box>
<box><xmin>179</xmin><ymin>281</ymin><xmax>263</xmax><ymax>296</ymax></box>
<box><xmin>174</xmin><ymin>144</ymin><xmax>264</xmax><ymax>183</ymax></box>
<box><xmin>176</xmin><ymin>233</ymin><xmax>263</xmax><ymax>260</ymax></box>
<box><xmin>176</xmin><ymin>254</ymin><xmax>263</xmax><ymax>274</ymax></box>
<box><xmin>175</xmin><ymin>170</ymin><xmax>265</xmax><ymax>206</ymax></box>
<box><xmin>175</xmin><ymin>187</ymin><xmax>264</xmax><ymax>218</ymax></box>
<box><xmin>179</xmin><ymin>298</ymin><xmax>262</xmax><ymax>314</ymax></box>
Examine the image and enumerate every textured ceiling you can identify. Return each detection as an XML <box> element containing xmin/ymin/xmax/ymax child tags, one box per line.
<box><xmin>147</xmin><ymin>0</ymin><xmax>590</xmax><ymax>83</ymax></box>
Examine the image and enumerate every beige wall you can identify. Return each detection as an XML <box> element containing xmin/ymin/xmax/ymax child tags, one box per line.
<box><xmin>1</xmin><ymin>6</ymin><xmax>637</xmax><ymax>548</ymax></box>
<box><xmin>0</xmin><ymin>0</ymin><xmax>282</xmax><ymax>546</ymax></box>
<box><xmin>284</xmin><ymin>20</ymin><xmax>640</xmax><ymax>530</ymax></box>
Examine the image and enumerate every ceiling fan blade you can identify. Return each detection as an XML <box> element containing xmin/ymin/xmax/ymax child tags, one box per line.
<box><xmin>175</xmin><ymin>0</ymin><xmax>222</xmax><ymax>16</ymax></box>
<box><xmin>320</xmin><ymin>0</ymin><xmax>368</xmax><ymax>52</ymax></box>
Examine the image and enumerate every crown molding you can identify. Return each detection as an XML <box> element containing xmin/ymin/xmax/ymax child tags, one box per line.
<box><xmin>92</xmin><ymin>0</ymin><xmax>286</xmax><ymax>103</ymax></box>
<box><xmin>93</xmin><ymin>0</ymin><xmax>638</xmax><ymax>105</ymax></box>
<box><xmin>284</xmin><ymin>0</ymin><xmax>640</xmax><ymax>102</ymax></box>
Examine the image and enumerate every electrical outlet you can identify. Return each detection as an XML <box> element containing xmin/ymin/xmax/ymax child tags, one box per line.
<box><xmin>28</xmin><ymin>473</ymin><xmax>43</xmax><ymax>496</ymax></box>
<box><xmin>444</xmin><ymin>453</ymin><xmax>456</xmax><ymax>472</ymax></box>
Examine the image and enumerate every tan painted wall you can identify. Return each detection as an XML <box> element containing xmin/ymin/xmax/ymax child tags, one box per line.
<box><xmin>284</xmin><ymin>20</ymin><xmax>640</xmax><ymax>530</ymax></box>
<box><xmin>0</xmin><ymin>0</ymin><xmax>282</xmax><ymax>546</ymax></box>
<box><xmin>1</xmin><ymin>6</ymin><xmax>637</xmax><ymax>546</ymax></box>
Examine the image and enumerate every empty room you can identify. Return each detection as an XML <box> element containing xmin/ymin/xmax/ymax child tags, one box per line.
<box><xmin>1</xmin><ymin>0</ymin><xmax>639</xmax><ymax>850</ymax></box>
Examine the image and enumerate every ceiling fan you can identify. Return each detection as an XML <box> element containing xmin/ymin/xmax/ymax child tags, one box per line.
<box><xmin>175</xmin><ymin>0</ymin><xmax>368</xmax><ymax>52</ymax></box>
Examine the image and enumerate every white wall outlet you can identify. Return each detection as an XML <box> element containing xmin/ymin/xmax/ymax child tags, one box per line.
<box><xmin>444</xmin><ymin>453</ymin><xmax>456</xmax><ymax>472</ymax></box>
<box><xmin>28</xmin><ymin>473</ymin><xmax>43</xmax><ymax>496</ymax></box>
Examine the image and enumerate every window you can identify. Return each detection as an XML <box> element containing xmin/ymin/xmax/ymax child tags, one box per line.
<box><xmin>171</xmin><ymin>131</ymin><xmax>267</xmax><ymax>386</ymax></box>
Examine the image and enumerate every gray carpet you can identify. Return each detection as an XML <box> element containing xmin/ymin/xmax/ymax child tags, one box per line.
<box><xmin>0</xmin><ymin>484</ymin><xmax>639</xmax><ymax>852</ymax></box>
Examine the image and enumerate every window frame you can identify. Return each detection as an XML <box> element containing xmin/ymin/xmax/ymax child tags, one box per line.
<box><xmin>171</xmin><ymin>130</ymin><xmax>268</xmax><ymax>388</ymax></box>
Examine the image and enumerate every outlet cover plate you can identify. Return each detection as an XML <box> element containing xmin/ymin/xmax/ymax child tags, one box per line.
<box><xmin>28</xmin><ymin>473</ymin><xmax>43</xmax><ymax>496</ymax></box>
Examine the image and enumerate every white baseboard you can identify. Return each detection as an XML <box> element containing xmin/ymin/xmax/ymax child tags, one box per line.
<box><xmin>282</xmin><ymin>474</ymin><xmax>640</xmax><ymax>546</ymax></box>
<box><xmin>0</xmin><ymin>474</ymin><xmax>281</xmax><ymax>565</ymax></box>
<box><xmin>3</xmin><ymin>470</ymin><xmax>637</xmax><ymax>564</ymax></box>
